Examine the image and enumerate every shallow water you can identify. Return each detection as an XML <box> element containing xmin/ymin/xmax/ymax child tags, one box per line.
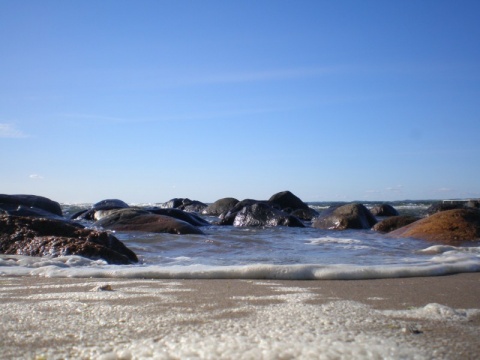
<box><xmin>1</xmin><ymin>201</ymin><xmax>479</xmax><ymax>280</ymax></box>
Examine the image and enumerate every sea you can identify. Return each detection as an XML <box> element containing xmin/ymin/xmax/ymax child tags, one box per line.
<box><xmin>1</xmin><ymin>200</ymin><xmax>479</xmax><ymax>280</ymax></box>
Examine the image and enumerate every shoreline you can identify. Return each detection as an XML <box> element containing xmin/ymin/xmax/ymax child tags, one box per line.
<box><xmin>1</xmin><ymin>273</ymin><xmax>479</xmax><ymax>359</ymax></box>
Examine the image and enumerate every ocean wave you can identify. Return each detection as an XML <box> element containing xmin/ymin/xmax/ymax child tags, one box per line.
<box><xmin>1</xmin><ymin>251</ymin><xmax>479</xmax><ymax>280</ymax></box>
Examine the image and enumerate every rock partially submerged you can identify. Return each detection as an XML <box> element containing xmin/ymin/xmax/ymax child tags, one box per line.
<box><xmin>426</xmin><ymin>200</ymin><xmax>480</xmax><ymax>216</ymax></box>
<box><xmin>159</xmin><ymin>198</ymin><xmax>207</xmax><ymax>213</ymax></box>
<box><xmin>202</xmin><ymin>197</ymin><xmax>239</xmax><ymax>216</ymax></box>
<box><xmin>372</xmin><ymin>216</ymin><xmax>420</xmax><ymax>233</ymax></box>
<box><xmin>268</xmin><ymin>191</ymin><xmax>318</xmax><ymax>220</ymax></box>
<box><xmin>312</xmin><ymin>203</ymin><xmax>377</xmax><ymax>230</ymax></box>
<box><xmin>389</xmin><ymin>208</ymin><xmax>480</xmax><ymax>245</ymax></box>
<box><xmin>370</xmin><ymin>204</ymin><xmax>399</xmax><ymax>217</ymax></box>
<box><xmin>71</xmin><ymin>198</ymin><xmax>131</xmax><ymax>221</ymax></box>
<box><xmin>0</xmin><ymin>215</ymin><xmax>138</xmax><ymax>264</ymax></box>
<box><xmin>217</xmin><ymin>191</ymin><xmax>316</xmax><ymax>225</ymax></box>
<box><xmin>94</xmin><ymin>209</ymin><xmax>204</xmax><ymax>235</ymax></box>
<box><xmin>232</xmin><ymin>203</ymin><xmax>305</xmax><ymax>227</ymax></box>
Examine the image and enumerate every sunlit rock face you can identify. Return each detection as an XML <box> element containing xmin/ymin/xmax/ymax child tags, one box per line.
<box><xmin>389</xmin><ymin>208</ymin><xmax>480</xmax><ymax>245</ymax></box>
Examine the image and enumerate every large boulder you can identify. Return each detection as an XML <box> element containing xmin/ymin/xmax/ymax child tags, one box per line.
<box><xmin>94</xmin><ymin>209</ymin><xmax>204</xmax><ymax>235</ymax></box>
<box><xmin>93</xmin><ymin>199</ymin><xmax>130</xmax><ymax>210</ymax></box>
<box><xmin>370</xmin><ymin>204</ymin><xmax>399</xmax><ymax>217</ymax></box>
<box><xmin>218</xmin><ymin>199</ymin><xmax>266</xmax><ymax>225</ymax></box>
<box><xmin>268</xmin><ymin>191</ymin><xmax>309</xmax><ymax>211</ymax></box>
<box><xmin>202</xmin><ymin>197</ymin><xmax>239</xmax><ymax>216</ymax></box>
<box><xmin>312</xmin><ymin>203</ymin><xmax>377</xmax><ymax>230</ymax></box>
<box><xmin>389</xmin><ymin>208</ymin><xmax>480</xmax><ymax>245</ymax></box>
<box><xmin>268</xmin><ymin>191</ymin><xmax>318</xmax><ymax>220</ymax></box>
<box><xmin>71</xmin><ymin>199</ymin><xmax>130</xmax><ymax>221</ymax></box>
<box><xmin>372</xmin><ymin>216</ymin><xmax>420</xmax><ymax>233</ymax></box>
<box><xmin>232</xmin><ymin>203</ymin><xmax>305</xmax><ymax>228</ymax></box>
<box><xmin>0</xmin><ymin>215</ymin><xmax>138</xmax><ymax>265</ymax></box>
<box><xmin>0</xmin><ymin>194</ymin><xmax>63</xmax><ymax>217</ymax></box>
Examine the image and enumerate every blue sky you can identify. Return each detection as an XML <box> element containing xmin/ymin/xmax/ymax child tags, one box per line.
<box><xmin>1</xmin><ymin>0</ymin><xmax>479</xmax><ymax>204</ymax></box>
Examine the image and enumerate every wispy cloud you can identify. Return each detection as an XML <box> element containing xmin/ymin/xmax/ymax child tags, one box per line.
<box><xmin>386</xmin><ymin>185</ymin><xmax>404</xmax><ymax>193</ymax></box>
<box><xmin>29</xmin><ymin>174</ymin><xmax>44</xmax><ymax>180</ymax></box>
<box><xmin>188</xmin><ymin>65</ymin><xmax>345</xmax><ymax>85</ymax></box>
<box><xmin>59</xmin><ymin>113</ymin><xmax>132</xmax><ymax>124</ymax></box>
<box><xmin>0</xmin><ymin>123</ymin><xmax>29</xmax><ymax>138</ymax></box>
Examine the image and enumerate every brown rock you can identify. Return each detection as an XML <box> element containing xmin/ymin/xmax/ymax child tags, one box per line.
<box><xmin>312</xmin><ymin>203</ymin><xmax>377</xmax><ymax>230</ymax></box>
<box><xmin>94</xmin><ymin>209</ymin><xmax>204</xmax><ymax>235</ymax></box>
<box><xmin>389</xmin><ymin>209</ymin><xmax>480</xmax><ymax>245</ymax></box>
<box><xmin>0</xmin><ymin>215</ymin><xmax>138</xmax><ymax>264</ymax></box>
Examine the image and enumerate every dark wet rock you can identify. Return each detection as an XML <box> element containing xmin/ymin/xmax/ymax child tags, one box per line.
<box><xmin>218</xmin><ymin>199</ymin><xmax>266</xmax><ymax>225</ymax></box>
<box><xmin>69</xmin><ymin>209</ymin><xmax>90</xmax><ymax>220</ymax></box>
<box><xmin>159</xmin><ymin>198</ymin><xmax>207</xmax><ymax>213</ymax></box>
<box><xmin>389</xmin><ymin>208</ymin><xmax>480</xmax><ymax>245</ymax></box>
<box><xmin>268</xmin><ymin>191</ymin><xmax>318</xmax><ymax>220</ymax></box>
<box><xmin>93</xmin><ymin>199</ymin><xmax>130</xmax><ymax>210</ymax></box>
<box><xmin>0</xmin><ymin>215</ymin><xmax>138</xmax><ymax>264</ymax></box>
<box><xmin>312</xmin><ymin>203</ymin><xmax>377</xmax><ymax>230</ymax></box>
<box><xmin>0</xmin><ymin>194</ymin><xmax>63</xmax><ymax>217</ymax></box>
<box><xmin>71</xmin><ymin>208</ymin><xmax>97</xmax><ymax>221</ymax></box>
<box><xmin>147</xmin><ymin>208</ymin><xmax>210</xmax><ymax>227</ymax></box>
<box><xmin>268</xmin><ymin>191</ymin><xmax>309</xmax><ymax>211</ymax></box>
<box><xmin>290</xmin><ymin>208</ymin><xmax>319</xmax><ymax>221</ymax></box>
<box><xmin>225</xmin><ymin>199</ymin><xmax>264</xmax><ymax>215</ymax></box>
<box><xmin>94</xmin><ymin>208</ymin><xmax>204</xmax><ymax>235</ymax></box>
<box><xmin>231</xmin><ymin>203</ymin><xmax>305</xmax><ymax>227</ymax></box>
<box><xmin>202</xmin><ymin>197</ymin><xmax>239</xmax><ymax>216</ymax></box>
<box><xmin>427</xmin><ymin>200</ymin><xmax>480</xmax><ymax>216</ymax></box>
<box><xmin>426</xmin><ymin>202</ymin><xmax>465</xmax><ymax>216</ymax></box>
<box><xmin>71</xmin><ymin>199</ymin><xmax>130</xmax><ymax>221</ymax></box>
<box><xmin>2</xmin><ymin>205</ymin><xmax>66</xmax><ymax>221</ymax></box>
<box><xmin>159</xmin><ymin>198</ymin><xmax>184</xmax><ymax>209</ymax></box>
<box><xmin>372</xmin><ymin>216</ymin><xmax>420</xmax><ymax>233</ymax></box>
<box><xmin>370</xmin><ymin>204</ymin><xmax>399</xmax><ymax>217</ymax></box>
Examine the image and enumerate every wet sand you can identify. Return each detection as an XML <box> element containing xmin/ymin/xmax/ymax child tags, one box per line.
<box><xmin>1</xmin><ymin>273</ymin><xmax>479</xmax><ymax>359</ymax></box>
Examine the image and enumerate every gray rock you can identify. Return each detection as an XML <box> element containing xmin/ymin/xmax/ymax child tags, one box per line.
<box><xmin>312</xmin><ymin>203</ymin><xmax>377</xmax><ymax>230</ymax></box>
<box><xmin>232</xmin><ymin>203</ymin><xmax>305</xmax><ymax>227</ymax></box>
<box><xmin>202</xmin><ymin>197</ymin><xmax>239</xmax><ymax>216</ymax></box>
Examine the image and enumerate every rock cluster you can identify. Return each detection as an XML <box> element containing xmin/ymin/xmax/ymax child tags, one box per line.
<box><xmin>2</xmin><ymin>192</ymin><xmax>479</xmax><ymax>266</ymax></box>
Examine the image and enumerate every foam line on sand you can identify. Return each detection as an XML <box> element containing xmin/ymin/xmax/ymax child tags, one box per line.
<box><xmin>1</xmin><ymin>273</ymin><xmax>479</xmax><ymax>359</ymax></box>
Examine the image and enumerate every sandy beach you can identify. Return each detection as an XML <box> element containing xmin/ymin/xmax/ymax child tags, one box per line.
<box><xmin>1</xmin><ymin>273</ymin><xmax>479</xmax><ymax>359</ymax></box>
